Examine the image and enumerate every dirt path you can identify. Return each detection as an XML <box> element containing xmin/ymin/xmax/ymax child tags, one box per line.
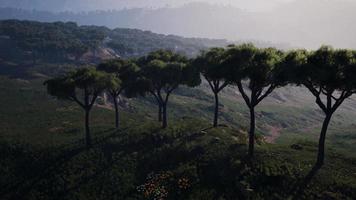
<box><xmin>264</xmin><ymin>125</ymin><xmax>282</xmax><ymax>143</ymax></box>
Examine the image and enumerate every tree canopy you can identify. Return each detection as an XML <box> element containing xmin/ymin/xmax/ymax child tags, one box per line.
<box><xmin>97</xmin><ymin>59</ymin><xmax>140</xmax><ymax>128</ymax></box>
<box><xmin>192</xmin><ymin>47</ymin><xmax>230</xmax><ymax>127</ymax></box>
<box><xmin>137</xmin><ymin>50</ymin><xmax>201</xmax><ymax>128</ymax></box>
<box><xmin>45</xmin><ymin>67</ymin><xmax>118</xmax><ymax>146</ymax></box>
<box><xmin>42</xmin><ymin>44</ymin><xmax>356</xmax><ymax>169</ymax></box>
<box><xmin>280</xmin><ymin>46</ymin><xmax>356</xmax><ymax>167</ymax></box>
<box><xmin>224</xmin><ymin>44</ymin><xmax>284</xmax><ymax>156</ymax></box>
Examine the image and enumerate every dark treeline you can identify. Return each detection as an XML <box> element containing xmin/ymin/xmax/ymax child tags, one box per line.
<box><xmin>0</xmin><ymin>20</ymin><xmax>107</xmax><ymax>63</ymax></box>
<box><xmin>0</xmin><ymin>7</ymin><xmax>152</xmax><ymax>29</ymax></box>
<box><xmin>0</xmin><ymin>19</ymin><xmax>230</xmax><ymax>64</ymax></box>
<box><xmin>45</xmin><ymin>44</ymin><xmax>356</xmax><ymax>170</ymax></box>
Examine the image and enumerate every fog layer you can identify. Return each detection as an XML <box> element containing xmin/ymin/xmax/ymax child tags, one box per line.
<box><xmin>1</xmin><ymin>0</ymin><xmax>356</xmax><ymax>49</ymax></box>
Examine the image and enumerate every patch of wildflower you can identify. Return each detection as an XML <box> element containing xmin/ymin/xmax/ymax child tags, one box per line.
<box><xmin>177</xmin><ymin>177</ymin><xmax>190</xmax><ymax>190</ymax></box>
<box><xmin>137</xmin><ymin>171</ymin><xmax>173</xmax><ymax>200</ymax></box>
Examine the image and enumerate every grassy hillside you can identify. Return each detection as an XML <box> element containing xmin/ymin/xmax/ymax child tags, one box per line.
<box><xmin>0</xmin><ymin>76</ymin><xmax>355</xmax><ymax>200</ymax></box>
<box><xmin>1</xmin><ymin>20</ymin><xmax>355</xmax><ymax>156</ymax></box>
<box><xmin>141</xmin><ymin>82</ymin><xmax>356</xmax><ymax>158</ymax></box>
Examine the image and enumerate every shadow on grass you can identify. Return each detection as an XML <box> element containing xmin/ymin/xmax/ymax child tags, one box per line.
<box><xmin>289</xmin><ymin>164</ymin><xmax>322</xmax><ymax>200</ymax></box>
<box><xmin>1</xmin><ymin>124</ymin><xmax>212</xmax><ymax>200</ymax></box>
<box><xmin>0</xmin><ymin>128</ymin><xmax>127</xmax><ymax>199</ymax></box>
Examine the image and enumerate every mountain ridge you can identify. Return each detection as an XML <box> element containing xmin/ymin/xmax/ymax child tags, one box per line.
<box><xmin>1</xmin><ymin>1</ymin><xmax>356</xmax><ymax>48</ymax></box>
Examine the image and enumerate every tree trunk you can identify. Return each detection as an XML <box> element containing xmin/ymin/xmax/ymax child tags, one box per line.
<box><xmin>32</xmin><ymin>52</ymin><xmax>37</xmax><ymax>66</ymax></box>
<box><xmin>113</xmin><ymin>96</ymin><xmax>119</xmax><ymax>129</ymax></box>
<box><xmin>85</xmin><ymin>109</ymin><xmax>92</xmax><ymax>148</ymax></box>
<box><xmin>158</xmin><ymin>104</ymin><xmax>162</xmax><ymax>122</ymax></box>
<box><xmin>248</xmin><ymin>106</ymin><xmax>256</xmax><ymax>157</ymax></box>
<box><xmin>213</xmin><ymin>92</ymin><xmax>219</xmax><ymax>127</ymax></box>
<box><xmin>162</xmin><ymin>103</ymin><xmax>168</xmax><ymax>129</ymax></box>
<box><xmin>316</xmin><ymin>113</ymin><xmax>332</xmax><ymax>168</ymax></box>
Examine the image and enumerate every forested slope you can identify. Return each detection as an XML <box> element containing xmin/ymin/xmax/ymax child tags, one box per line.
<box><xmin>0</xmin><ymin>19</ymin><xmax>229</xmax><ymax>64</ymax></box>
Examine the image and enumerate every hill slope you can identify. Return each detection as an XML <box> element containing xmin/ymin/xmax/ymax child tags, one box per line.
<box><xmin>0</xmin><ymin>20</ymin><xmax>356</xmax><ymax>156</ymax></box>
<box><xmin>0</xmin><ymin>76</ymin><xmax>355</xmax><ymax>200</ymax></box>
<box><xmin>0</xmin><ymin>19</ymin><xmax>229</xmax><ymax>63</ymax></box>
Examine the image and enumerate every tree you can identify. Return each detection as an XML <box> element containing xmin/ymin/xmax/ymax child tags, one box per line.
<box><xmin>97</xmin><ymin>59</ymin><xmax>140</xmax><ymax>129</ymax></box>
<box><xmin>44</xmin><ymin>67</ymin><xmax>119</xmax><ymax>147</ymax></box>
<box><xmin>281</xmin><ymin>46</ymin><xmax>356</xmax><ymax>168</ymax></box>
<box><xmin>225</xmin><ymin>44</ymin><xmax>284</xmax><ymax>156</ymax></box>
<box><xmin>137</xmin><ymin>50</ymin><xmax>200</xmax><ymax>128</ymax></box>
<box><xmin>192</xmin><ymin>48</ymin><xmax>229</xmax><ymax>127</ymax></box>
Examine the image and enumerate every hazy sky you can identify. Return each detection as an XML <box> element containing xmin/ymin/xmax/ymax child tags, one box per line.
<box><xmin>112</xmin><ymin>0</ymin><xmax>296</xmax><ymax>11</ymax></box>
<box><xmin>2</xmin><ymin>0</ymin><xmax>356</xmax><ymax>48</ymax></box>
<box><xmin>165</xmin><ymin>0</ymin><xmax>296</xmax><ymax>11</ymax></box>
<box><xmin>0</xmin><ymin>0</ymin><xmax>296</xmax><ymax>11</ymax></box>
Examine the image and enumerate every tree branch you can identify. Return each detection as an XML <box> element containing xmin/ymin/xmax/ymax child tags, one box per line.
<box><xmin>70</xmin><ymin>95</ymin><xmax>85</xmax><ymax>109</ymax></box>
<box><xmin>164</xmin><ymin>91</ymin><xmax>171</xmax><ymax>105</ymax></box>
<box><xmin>255</xmin><ymin>89</ymin><xmax>262</xmax><ymax>99</ymax></box>
<box><xmin>150</xmin><ymin>90</ymin><xmax>162</xmax><ymax>105</ymax></box>
<box><xmin>157</xmin><ymin>90</ymin><xmax>164</xmax><ymax>105</ymax></box>
<box><xmin>89</xmin><ymin>93</ymin><xmax>98</xmax><ymax>109</ymax></box>
<box><xmin>331</xmin><ymin>90</ymin><xmax>352</xmax><ymax>112</ymax></box>
<box><xmin>304</xmin><ymin>84</ymin><xmax>327</xmax><ymax>113</ymax></box>
<box><xmin>256</xmin><ymin>84</ymin><xmax>276</xmax><ymax>105</ymax></box>
<box><xmin>206</xmin><ymin>79</ymin><xmax>216</xmax><ymax>93</ymax></box>
<box><xmin>236</xmin><ymin>81</ymin><xmax>251</xmax><ymax>108</ymax></box>
<box><xmin>218</xmin><ymin>81</ymin><xmax>229</xmax><ymax>93</ymax></box>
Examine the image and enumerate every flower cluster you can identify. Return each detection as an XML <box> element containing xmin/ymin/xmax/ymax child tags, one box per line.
<box><xmin>137</xmin><ymin>171</ymin><xmax>193</xmax><ymax>199</ymax></box>
<box><xmin>177</xmin><ymin>177</ymin><xmax>190</xmax><ymax>190</ymax></box>
<box><xmin>137</xmin><ymin>172</ymin><xmax>173</xmax><ymax>200</ymax></box>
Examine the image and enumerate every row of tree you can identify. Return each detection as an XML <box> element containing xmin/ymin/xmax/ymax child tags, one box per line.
<box><xmin>45</xmin><ymin>44</ymin><xmax>356</xmax><ymax>168</ymax></box>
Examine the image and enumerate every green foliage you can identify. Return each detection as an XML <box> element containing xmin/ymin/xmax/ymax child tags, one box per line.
<box><xmin>45</xmin><ymin>67</ymin><xmax>118</xmax><ymax>103</ymax></box>
<box><xmin>194</xmin><ymin>48</ymin><xmax>228</xmax><ymax>81</ymax></box>
<box><xmin>136</xmin><ymin>50</ymin><xmax>201</xmax><ymax>127</ymax></box>
<box><xmin>0</xmin><ymin>20</ymin><xmax>107</xmax><ymax>63</ymax></box>
<box><xmin>44</xmin><ymin>67</ymin><xmax>119</xmax><ymax>145</ymax></box>
<box><xmin>192</xmin><ymin>47</ymin><xmax>231</xmax><ymax>126</ymax></box>
<box><xmin>308</xmin><ymin>46</ymin><xmax>356</xmax><ymax>90</ymax></box>
<box><xmin>276</xmin><ymin>49</ymin><xmax>309</xmax><ymax>84</ymax></box>
<box><xmin>45</xmin><ymin>76</ymin><xmax>76</xmax><ymax>100</ymax></box>
<box><xmin>282</xmin><ymin>46</ymin><xmax>356</xmax><ymax>94</ymax></box>
<box><xmin>138</xmin><ymin>50</ymin><xmax>200</xmax><ymax>91</ymax></box>
<box><xmin>225</xmin><ymin>44</ymin><xmax>284</xmax><ymax>89</ymax></box>
<box><xmin>97</xmin><ymin>59</ymin><xmax>140</xmax><ymax>95</ymax></box>
<box><xmin>222</xmin><ymin>44</ymin><xmax>285</xmax><ymax>155</ymax></box>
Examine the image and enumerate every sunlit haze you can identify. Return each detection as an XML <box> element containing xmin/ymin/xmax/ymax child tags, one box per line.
<box><xmin>1</xmin><ymin>0</ymin><xmax>356</xmax><ymax>48</ymax></box>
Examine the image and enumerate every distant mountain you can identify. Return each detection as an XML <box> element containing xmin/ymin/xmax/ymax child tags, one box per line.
<box><xmin>1</xmin><ymin>1</ymin><xmax>356</xmax><ymax>49</ymax></box>
<box><xmin>0</xmin><ymin>19</ymin><xmax>231</xmax><ymax>69</ymax></box>
<box><xmin>1</xmin><ymin>19</ymin><xmax>293</xmax><ymax>67</ymax></box>
<box><xmin>0</xmin><ymin>0</ymin><xmax>188</xmax><ymax>12</ymax></box>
